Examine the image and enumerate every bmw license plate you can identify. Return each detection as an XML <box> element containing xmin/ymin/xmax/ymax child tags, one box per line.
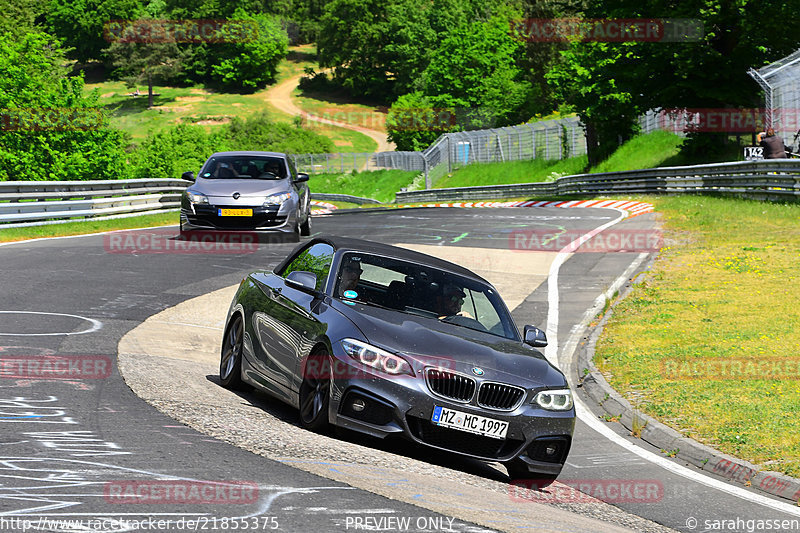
<box><xmin>218</xmin><ymin>208</ymin><xmax>252</xmax><ymax>217</ymax></box>
<box><xmin>431</xmin><ymin>406</ymin><xmax>508</xmax><ymax>440</ymax></box>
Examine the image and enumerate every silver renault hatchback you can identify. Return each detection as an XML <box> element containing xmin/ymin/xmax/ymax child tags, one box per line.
<box><xmin>180</xmin><ymin>151</ymin><xmax>311</xmax><ymax>240</ymax></box>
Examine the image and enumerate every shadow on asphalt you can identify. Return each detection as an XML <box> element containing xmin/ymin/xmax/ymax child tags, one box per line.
<box><xmin>204</xmin><ymin>373</ymin><xmax>510</xmax><ymax>483</ymax></box>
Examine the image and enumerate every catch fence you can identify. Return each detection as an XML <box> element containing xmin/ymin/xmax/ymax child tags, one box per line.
<box><xmin>748</xmin><ymin>48</ymin><xmax>800</xmax><ymax>150</ymax></box>
<box><xmin>291</xmin><ymin>116</ymin><xmax>587</xmax><ymax>188</ymax></box>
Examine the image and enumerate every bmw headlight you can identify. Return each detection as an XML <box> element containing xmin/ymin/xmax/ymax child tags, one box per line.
<box><xmin>341</xmin><ymin>339</ymin><xmax>413</xmax><ymax>376</ymax></box>
<box><xmin>533</xmin><ymin>389</ymin><xmax>573</xmax><ymax>411</ymax></box>
<box><xmin>186</xmin><ymin>190</ymin><xmax>208</xmax><ymax>204</ymax></box>
<box><xmin>263</xmin><ymin>192</ymin><xmax>291</xmax><ymax>206</ymax></box>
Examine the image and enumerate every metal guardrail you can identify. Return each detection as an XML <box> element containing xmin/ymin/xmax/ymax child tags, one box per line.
<box><xmin>310</xmin><ymin>193</ymin><xmax>382</xmax><ymax>205</ymax></box>
<box><xmin>3</xmin><ymin>160</ymin><xmax>798</xmax><ymax>228</ymax></box>
<box><xmin>0</xmin><ymin>179</ymin><xmax>188</xmax><ymax>228</ymax></box>
<box><xmin>395</xmin><ymin>160</ymin><xmax>800</xmax><ymax>203</ymax></box>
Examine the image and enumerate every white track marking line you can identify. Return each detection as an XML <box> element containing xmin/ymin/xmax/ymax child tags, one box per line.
<box><xmin>544</xmin><ymin>209</ymin><xmax>800</xmax><ymax>516</ymax></box>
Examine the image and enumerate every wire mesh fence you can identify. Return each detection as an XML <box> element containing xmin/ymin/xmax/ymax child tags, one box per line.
<box><xmin>749</xmin><ymin>48</ymin><xmax>800</xmax><ymax>150</ymax></box>
<box><xmin>291</xmin><ymin>116</ymin><xmax>587</xmax><ymax>188</ymax></box>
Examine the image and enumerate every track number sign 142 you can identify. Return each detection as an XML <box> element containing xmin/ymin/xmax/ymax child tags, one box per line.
<box><xmin>744</xmin><ymin>146</ymin><xmax>763</xmax><ymax>160</ymax></box>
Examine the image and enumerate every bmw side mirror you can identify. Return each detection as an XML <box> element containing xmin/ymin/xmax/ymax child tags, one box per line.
<box><xmin>182</xmin><ymin>171</ymin><xmax>195</xmax><ymax>182</ymax></box>
<box><xmin>523</xmin><ymin>325</ymin><xmax>548</xmax><ymax>348</ymax></box>
<box><xmin>286</xmin><ymin>270</ymin><xmax>317</xmax><ymax>292</ymax></box>
<box><xmin>294</xmin><ymin>173</ymin><xmax>309</xmax><ymax>183</ymax></box>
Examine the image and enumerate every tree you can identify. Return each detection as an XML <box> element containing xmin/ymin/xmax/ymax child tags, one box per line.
<box><xmin>544</xmin><ymin>0</ymin><xmax>800</xmax><ymax>164</ymax></box>
<box><xmin>204</xmin><ymin>10</ymin><xmax>288</xmax><ymax>91</ymax></box>
<box><xmin>421</xmin><ymin>17</ymin><xmax>529</xmax><ymax>129</ymax></box>
<box><xmin>317</xmin><ymin>0</ymin><xmax>521</xmax><ymax>101</ymax></box>
<box><xmin>546</xmin><ymin>42</ymin><xmax>643</xmax><ymax>167</ymax></box>
<box><xmin>106</xmin><ymin>28</ymin><xmax>187</xmax><ymax>107</ymax></box>
<box><xmin>386</xmin><ymin>92</ymin><xmax>454</xmax><ymax>151</ymax></box>
<box><xmin>317</xmin><ymin>0</ymin><xmax>392</xmax><ymax>97</ymax></box>
<box><xmin>45</xmin><ymin>0</ymin><xmax>141</xmax><ymax>64</ymax></box>
<box><xmin>0</xmin><ymin>30</ymin><xmax>127</xmax><ymax>181</ymax></box>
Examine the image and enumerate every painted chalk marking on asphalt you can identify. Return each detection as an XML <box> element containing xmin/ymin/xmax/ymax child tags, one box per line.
<box><xmin>544</xmin><ymin>209</ymin><xmax>800</xmax><ymax>517</ymax></box>
<box><xmin>0</xmin><ymin>311</ymin><xmax>102</xmax><ymax>336</ymax></box>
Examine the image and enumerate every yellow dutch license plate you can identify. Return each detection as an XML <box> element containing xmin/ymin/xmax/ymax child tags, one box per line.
<box><xmin>218</xmin><ymin>208</ymin><xmax>253</xmax><ymax>217</ymax></box>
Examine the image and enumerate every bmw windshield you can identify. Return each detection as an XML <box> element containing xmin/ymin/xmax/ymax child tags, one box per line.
<box><xmin>334</xmin><ymin>252</ymin><xmax>520</xmax><ymax>340</ymax></box>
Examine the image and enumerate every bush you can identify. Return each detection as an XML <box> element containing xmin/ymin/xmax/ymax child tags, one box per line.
<box><xmin>225</xmin><ymin>112</ymin><xmax>335</xmax><ymax>153</ymax></box>
<box><xmin>0</xmin><ymin>30</ymin><xmax>128</xmax><ymax>181</ymax></box>
<box><xmin>129</xmin><ymin>113</ymin><xmax>335</xmax><ymax>179</ymax></box>
<box><xmin>386</xmin><ymin>92</ymin><xmax>452</xmax><ymax>151</ymax></box>
<box><xmin>191</xmin><ymin>10</ymin><xmax>288</xmax><ymax>91</ymax></box>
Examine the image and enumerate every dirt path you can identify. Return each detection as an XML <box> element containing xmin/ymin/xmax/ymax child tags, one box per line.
<box><xmin>266</xmin><ymin>74</ymin><xmax>395</xmax><ymax>153</ymax></box>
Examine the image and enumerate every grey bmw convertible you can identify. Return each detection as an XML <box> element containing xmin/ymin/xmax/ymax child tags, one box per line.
<box><xmin>219</xmin><ymin>236</ymin><xmax>575</xmax><ymax>481</ymax></box>
<box><xmin>180</xmin><ymin>151</ymin><xmax>311</xmax><ymax>240</ymax></box>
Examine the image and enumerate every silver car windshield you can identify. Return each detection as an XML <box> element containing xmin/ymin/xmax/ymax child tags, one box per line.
<box><xmin>335</xmin><ymin>252</ymin><xmax>519</xmax><ymax>340</ymax></box>
<box><xmin>201</xmin><ymin>157</ymin><xmax>287</xmax><ymax>179</ymax></box>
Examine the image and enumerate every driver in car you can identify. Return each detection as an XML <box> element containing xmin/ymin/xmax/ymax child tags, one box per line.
<box><xmin>437</xmin><ymin>284</ymin><xmax>473</xmax><ymax>319</ymax></box>
<box><xmin>337</xmin><ymin>257</ymin><xmax>363</xmax><ymax>297</ymax></box>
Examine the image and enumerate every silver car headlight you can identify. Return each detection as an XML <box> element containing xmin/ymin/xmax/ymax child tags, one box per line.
<box><xmin>263</xmin><ymin>192</ymin><xmax>291</xmax><ymax>206</ymax></box>
<box><xmin>186</xmin><ymin>190</ymin><xmax>208</xmax><ymax>204</ymax></box>
<box><xmin>533</xmin><ymin>389</ymin><xmax>573</xmax><ymax>410</ymax></box>
<box><xmin>341</xmin><ymin>339</ymin><xmax>413</xmax><ymax>376</ymax></box>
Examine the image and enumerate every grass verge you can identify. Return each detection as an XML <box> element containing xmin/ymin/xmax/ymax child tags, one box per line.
<box><xmin>433</xmin><ymin>156</ymin><xmax>588</xmax><ymax>189</ymax></box>
<box><xmin>590</xmin><ymin>130</ymin><xmax>685</xmax><ymax>173</ymax></box>
<box><xmin>0</xmin><ymin>212</ymin><xmax>177</xmax><ymax>243</ymax></box>
<box><xmin>309</xmin><ymin>170</ymin><xmax>419</xmax><ymax>203</ymax></box>
<box><xmin>594</xmin><ymin>194</ymin><xmax>800</xmax><ymax>477</ymax></box>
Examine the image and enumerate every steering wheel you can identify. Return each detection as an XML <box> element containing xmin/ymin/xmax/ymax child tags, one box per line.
<box><xmin>441</xmin><ymin>314</ymin><xmax>488</xmax><ymax>331</ymax></box>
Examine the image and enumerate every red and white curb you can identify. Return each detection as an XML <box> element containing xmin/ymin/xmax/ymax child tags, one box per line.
<box><xmin>312</xmin><ymin>198</ymin><xmax>653</xmax><ymax>218</ymax></box>
<box><xmin>310</xmin><ymin>200</ymin><xmax>337</xmax><ymax>215</ymax></box>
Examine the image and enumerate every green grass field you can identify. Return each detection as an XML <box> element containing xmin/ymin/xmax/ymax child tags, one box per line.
<box><xmin>309</xmin><ymin>169</ymin><xmax>420</xmax><ymax>203</ymax></box>
<box><xmin>595</xmin><ymin>195</ymin><xmax>800</xmax><ymax>476</ymax></box>
<box><xmin>433</xmin><ymin>156</ymin><xmax>588</xmax><ymax>189</ymax></box>
<box><xmin>85</xmin><ymin>44</ymin><xmax>376</xmax><ymax>152</ymax></box>
<box><xmin>0</xmin><ymin>212</ymin><xmax>178</xmax><ymax>243</ymax></box>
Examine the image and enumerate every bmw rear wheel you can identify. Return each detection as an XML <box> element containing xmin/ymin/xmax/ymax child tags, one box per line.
<box><xmin>299</xmin><ymin>348</ymin><xmax>331</xmax><ymax>431</ymax></box>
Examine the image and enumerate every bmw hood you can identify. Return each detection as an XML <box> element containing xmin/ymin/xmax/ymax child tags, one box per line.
<box><xmin>192</xmin><ymin>178</ymin><xmax>289</xmax><ymax>199</ymax></box>
<box><xmin>331</xmin><ymin>300</ymin><xmax>565</xmax><ymax>388</ymax></box>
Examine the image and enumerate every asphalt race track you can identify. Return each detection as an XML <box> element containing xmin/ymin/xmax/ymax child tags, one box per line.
<box><xmin>1</xmin><ymin>207</ymin><xmax>799</xmax><ymax>533</ymax></box>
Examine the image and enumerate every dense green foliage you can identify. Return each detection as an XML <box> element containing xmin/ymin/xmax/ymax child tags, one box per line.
<box><xmin>182</xmin><ymin>10</ymin><xmax>288</xmax><ymax>91</ymax></box>
<box><xmin>317</xmin><ymin>0</ymin><xmax>523</xmax><ymax>99</ymax></box>
<box><xmin>5</xmin><ymin>0</ymin><xmax>800</xmax><ymax>179</ymax></box>
<box><xmin>44</xmin><ymin>0</ymin><xmax>290</xmax><ymax>91</ymax></box>
<box><xmin>45</xmin><ymin>0</ymin><xmax>141</xmax><ymax>63</ymax></box>
<box><xmin>0</xmin><ymin>30</ymin><xmax>128</xmax><ymax>181</ymax></box>
<box><xmin>384</xmin><ymin>12</ymin><xmax>531</xmax><ymax>149</ymax></box>
<box><xmin>129</xmin><ymin>113</ymin><xmax>335</xmax><ymax>180</ymax></box>
<box><xmin>548</xmin><ymin>0</ymin><xmax>800</xmax><ymax>165</ymax></box>
<box><xmin>385</xmin><ymin>93</ymin><xmax>451</xmax><ymax>152</ymax></box>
